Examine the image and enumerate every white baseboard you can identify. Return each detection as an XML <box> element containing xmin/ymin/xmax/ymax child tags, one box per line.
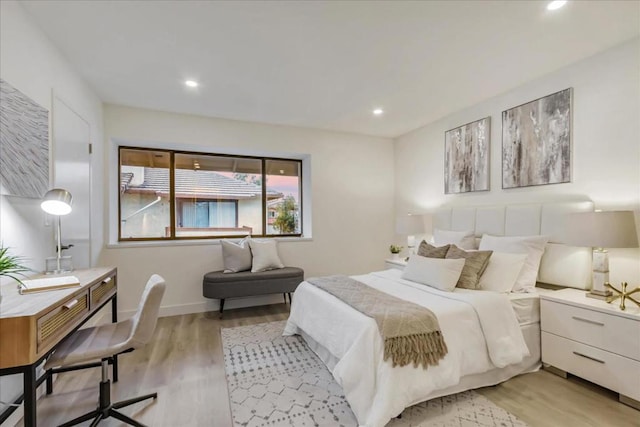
<box><xmin>118</xmin><ymin>294</ymin><xmax>286</xmax><ymax>318</ymax></box>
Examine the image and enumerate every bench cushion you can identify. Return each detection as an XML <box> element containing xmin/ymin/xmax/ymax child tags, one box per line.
<box><xmin>203</xmin><ymin>267</ymin><xmax>304</xmax><ymax>299</ymax></box>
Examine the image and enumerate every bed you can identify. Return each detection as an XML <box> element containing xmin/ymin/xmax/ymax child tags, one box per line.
<box><xmin>284</xmin><ymin>201</ymin><xmax>594</xmax><ymax>427</ymax></box>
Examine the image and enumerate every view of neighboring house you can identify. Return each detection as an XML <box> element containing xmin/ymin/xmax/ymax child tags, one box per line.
<box><xmin>266</xmin><ymin>196</ymin><xmax>299</xmax><ymax>234</ymax></box>
<box><xmin>120</xmin><ymin>166</ymin><xmax>283</xmax><ymax>238</ymax></box>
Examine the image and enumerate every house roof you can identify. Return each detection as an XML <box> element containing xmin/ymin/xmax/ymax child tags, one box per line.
<box><xmin>122</xmin><ymin>168</ymin><xmax>282</xmax><ymax>200</ymax></box>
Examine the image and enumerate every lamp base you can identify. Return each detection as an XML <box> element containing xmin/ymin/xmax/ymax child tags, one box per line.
<box><xmin>45</xmin><ymin>256</ymin><xmax>73</xmax><ymax>274</ymax></box>
<box><xmin>586</xmin><ymin>289</ymin><xmax>613</xmax><ymax>301</ymax></box>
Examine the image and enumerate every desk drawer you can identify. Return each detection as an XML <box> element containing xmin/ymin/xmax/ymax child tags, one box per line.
<box><xmin>37</xmin><ymin>291</ymin><xmax>89</xmax><ymax>352</ymax></box>
<box><xmin>90</xmin><ymin>275</ymin><xmax>116</xmax><ymax>308</ymax></box>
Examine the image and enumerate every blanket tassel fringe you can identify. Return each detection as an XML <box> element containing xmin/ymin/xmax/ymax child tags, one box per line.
<box><xmin>384</xmin><ymin>332</ymin><xmax>448</xmax><ymax>368</ymax></box>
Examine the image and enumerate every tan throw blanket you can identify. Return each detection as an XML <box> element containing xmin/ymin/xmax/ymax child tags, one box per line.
<box><xmin>306</xmin><ymin>275</ymin><xmax>448</xmax><ymax>369</ymax></box>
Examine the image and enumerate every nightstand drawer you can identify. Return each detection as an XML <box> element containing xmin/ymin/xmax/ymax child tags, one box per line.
<box><xmin>541</xmin><ymin>299</ymin><xmax>640</xmax><ymax>361</ymax></box>
<box><xmin>542</xmin><ymin>332</ymin><xmax>640</xmax><ymax>402</ymax></box>
<box><xmin>385</xmin><ymin>259</ymin><xmax>407</xmax><ymax>271</ymax></box>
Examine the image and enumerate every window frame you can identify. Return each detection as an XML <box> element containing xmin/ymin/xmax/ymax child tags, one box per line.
<box><xmin>118</xmin><ymin>146</ymin><xmax>303</xmax><ymax>241</ymax></box>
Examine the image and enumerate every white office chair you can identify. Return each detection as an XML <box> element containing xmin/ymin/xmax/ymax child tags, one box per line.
<box><xmin>44</xmin><ymin>274</ymin><xmax>166</xmax><ymax>427</ymax></box>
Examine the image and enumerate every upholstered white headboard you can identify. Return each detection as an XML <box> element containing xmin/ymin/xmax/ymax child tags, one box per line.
<box><xmin>433</xmin><ymin>201</ymin><xmax>594</xmax><ymax>290</ymax></box>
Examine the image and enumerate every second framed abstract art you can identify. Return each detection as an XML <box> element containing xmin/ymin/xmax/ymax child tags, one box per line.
<box><xmin>502</xmin><ymin>88</ymin><xmax>572</xmax><ymax>189</ymax></box>
<box><xmin>444</xmin><ymin>116</ymin><xmax>490</xmax><ymax>194</ymax></box>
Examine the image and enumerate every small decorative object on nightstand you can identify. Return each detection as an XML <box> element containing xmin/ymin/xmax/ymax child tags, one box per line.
<box><xmin>607</xmin><ymin>282</ymin><xmax>640</xmax><ymax>311</ymax></box>
<box><xmin>566</xmin><ymin>210</ymin><xmax>639</xmax><ymax>301</ymax></box>
<box><xmin>389</xmin><ymin>244</ymin><xmax>403</xmax><ymax>260</ymax></box>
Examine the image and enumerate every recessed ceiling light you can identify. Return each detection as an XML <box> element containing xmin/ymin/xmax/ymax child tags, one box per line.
<box><xmin>184</xmin><ymin>79</ymin><xmax>199</xmax><ymax>88</ymax></box>
<box><xmin>373</xmin><ymin>108</ymin><xmax>384</xmax><ymax>116</ymax></box>
<box><xmin>547</xmin><ymin>1</ymin><xmax>567</xmax><ymax>11</ymax></box>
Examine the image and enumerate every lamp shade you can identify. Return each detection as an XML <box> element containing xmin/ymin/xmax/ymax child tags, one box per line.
<box><xmin>41</xmin><ymin>188</ymin><xmax>73</xmax><ymax>216</ymax></box>
<box><xmin>396</xmin><ymin>214</ymin><xmax>425</xmax><ymax>235</ymax></box>
<box><xmin>566</xmin><ymin>211</ymin><xmax>638</xmax><ymax>249</ymax></box>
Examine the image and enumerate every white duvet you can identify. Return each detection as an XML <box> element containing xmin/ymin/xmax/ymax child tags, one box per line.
<box><xmin>283</xmin><ymin>269</ymin><xmax>529</xmax><ymax>427</ymax></box>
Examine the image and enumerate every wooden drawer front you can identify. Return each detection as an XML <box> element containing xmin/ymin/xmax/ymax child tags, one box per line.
<box><xmin>37</xmin><ymin>292</ymin><xmax>89</xmax><ymax>352</ymax></box>
<box><xmin>541</xmin><ymin>300</ymin><xmax>640</xmax><ymax>361</ymax></box>
<box><xmin>91</xmin><ymin>276</ymin><xmax>116</xmax><ymax>308</ymax></box>
<box><xmin>542</xmin><ymin>332</ymin><xmax>640</xmax><ymax>401</ymax></box>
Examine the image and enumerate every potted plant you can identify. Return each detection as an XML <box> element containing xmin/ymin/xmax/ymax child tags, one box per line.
<box><xmin>0</xmin><ymin>246</ymin><xmax>30</xmax><ymax>303</ymax></box>
<box><xmin>389</xmin><ymin>244</ymin><xmax>403</xmax><ymax>260</ymax></box>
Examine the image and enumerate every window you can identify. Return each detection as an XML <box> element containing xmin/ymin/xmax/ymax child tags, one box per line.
<box><xmin>118</xmin><ymin>147</ymin><xmax>302</xmax><ymax>241</ymax></box>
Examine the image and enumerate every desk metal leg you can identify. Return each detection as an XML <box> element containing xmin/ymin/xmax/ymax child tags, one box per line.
<box><xmin>111</xmin><ymin>295</ymin><xmax>119</xmax><ymax>383</ymax></box>
<box><xmin>23</xmin><ymin>365</ymin><xmax>37</xmax><ymax>427</ymax></box>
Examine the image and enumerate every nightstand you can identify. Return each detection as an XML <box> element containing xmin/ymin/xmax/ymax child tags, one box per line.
<box><xmin>540</xmin><ymin>288</ymin><xmax>640</xmax><ymax>410</ymax></box>
<box><xmin>384</xmin><ymin>258</ymin><xmax>407</xmax><ymax>271</ymax></box>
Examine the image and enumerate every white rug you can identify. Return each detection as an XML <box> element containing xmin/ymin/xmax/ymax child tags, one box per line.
<box><xmin>222</xmin><ymin>321</ymin><xmax>528</xmax><ymax>427</ymax></box>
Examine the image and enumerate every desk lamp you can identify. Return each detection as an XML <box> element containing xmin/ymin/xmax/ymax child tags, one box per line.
<box><xmin>41</xmin><ymin>188</ymin><xmax>73</xmax><ymax>274</ymax></box>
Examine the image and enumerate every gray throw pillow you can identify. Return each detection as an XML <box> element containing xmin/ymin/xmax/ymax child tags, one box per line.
<box><xmin>417</xmin><ymin>241</ymin><xmax>450</xmax><ymax>258</ymax></box>
<box><xmin>221</xmin><ymin>238</ymin><xmax>252</xmax><ymax>273</ymax></box>
<box><xmin>445</xmin><ymin>245</ymin><xmax>493</xmax><ymax>290</ymax></box>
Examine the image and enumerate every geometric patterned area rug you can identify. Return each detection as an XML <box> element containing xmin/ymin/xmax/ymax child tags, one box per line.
<box><xmin>222</xmin><ymin>321</ymin><xmax>529</xmax><ymax>427</ymax></box>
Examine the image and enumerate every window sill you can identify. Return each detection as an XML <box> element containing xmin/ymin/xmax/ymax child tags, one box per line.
<box><xmin>106</xmin><ymin>236</ymin><xmax>313</xmax><ymax>249</ymax></box>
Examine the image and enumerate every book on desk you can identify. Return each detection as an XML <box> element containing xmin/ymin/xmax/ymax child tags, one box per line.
<box><xmin>19</xmin><ymin>275</ymin><xmax>81</xmax><ymax>294</ymax></box>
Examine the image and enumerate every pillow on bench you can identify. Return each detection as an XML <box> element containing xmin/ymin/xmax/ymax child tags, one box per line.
<box><xmin>221</xmin><ymin>237</ymin><xmax>252</xmax><ymax>273</ymax></box>
<box><xmin>221</xmin><ymin>237</ymin><xmax>286</xmax><ymax>273</ymax></box>
<box><xmin>249</xmin><ymin>239</ymin><xmax>285</xmax><ymax>272</ymax></box>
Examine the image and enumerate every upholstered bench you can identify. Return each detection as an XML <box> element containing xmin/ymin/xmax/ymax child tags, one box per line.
<box><xmin>203</xmin><ymin>267</ymin><xmax>304</xmax><ymax>317</ymax></box>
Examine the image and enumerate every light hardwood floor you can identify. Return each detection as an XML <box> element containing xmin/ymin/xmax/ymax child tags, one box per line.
<box><xmin>29</xmin><ymin>304</ymin><xmax>638</xmax><ymax>427</ymax></box>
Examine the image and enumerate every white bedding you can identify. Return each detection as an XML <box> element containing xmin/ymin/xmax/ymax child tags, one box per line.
<box><xmin>509</xmin><ymin>292</ymin><xmax>541</xmax><ymax>325</ymax></box>
<box><xmin>284</xmin><ymin>269</ymin><xmax>531</xmax><ymax>427</ymax></box>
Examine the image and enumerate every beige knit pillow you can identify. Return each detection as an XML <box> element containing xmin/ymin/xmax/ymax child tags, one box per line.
<box><xmin>417</xmin><ymin>241</ymin><xmax>450</xmax><ymax>258</ymax></box>
<box><xmin>445</xmin><ymin>245</ymin><xmax>493</xmax><ymax>290</ymax></box>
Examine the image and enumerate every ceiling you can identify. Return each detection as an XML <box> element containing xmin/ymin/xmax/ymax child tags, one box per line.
<box><xmin>21</xmin><ymin>1</ymin><xmax>640</xmax><ymax>138</ymax></box>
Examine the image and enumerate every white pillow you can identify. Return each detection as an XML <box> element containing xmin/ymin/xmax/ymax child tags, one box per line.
<box><xmin>221</xmin><ymin>237</ymin><xmax>252</xmax><ymax>273</ymax></box>
<box><xmin>478</xmin><ymin>252</ymin><xmax>528</xmax><ymax>293</ymax></box>
<box><xmin>249</xmin><ymin>239</ymin><xmax>285</xmax><ymax>272</ymax></box>
<box><xmin>401</xmin><ymin>255</ymin><xmax>466</xmax><ymax>292</ymax></box>
<box><xmin>479</xmin><ymin>234</ymin><xmax>549</xmax><ymax>293</ymax></box>
<box><xmin>433</xmin><ymin>228</ymin><xmax>476</xmax><ymax>250</ymax></box>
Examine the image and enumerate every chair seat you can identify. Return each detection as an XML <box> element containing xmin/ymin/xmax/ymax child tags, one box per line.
<box><xmin>45</xmin><ymin>319</ymin><xmax>134</xmax><ymax>369</ymax></box>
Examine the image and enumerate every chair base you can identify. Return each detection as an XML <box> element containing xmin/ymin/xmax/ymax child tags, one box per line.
<box><xmin>57</xmin><ymin>359</ymin><xmax>156</xmax><ymax>427</ymax></box>
<box><xmin>59</xmin><ymin>388</ymin><xmax>157</xmax><ymax>427</ymax></box>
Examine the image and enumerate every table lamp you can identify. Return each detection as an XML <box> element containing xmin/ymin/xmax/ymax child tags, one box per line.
<box><xmin>41</xmin><ymin>188</ymin><xmax>73</xmax><ymax>274</ymax></box>
<box><xmin>396</xmin><ymin>214</ymin><xmax>425</xmax><ymax>254</ymax></box>
<box><xmin>567</xmin><ymin>211</ymin><xmax>639</xmax><ymax>300</ymax></box>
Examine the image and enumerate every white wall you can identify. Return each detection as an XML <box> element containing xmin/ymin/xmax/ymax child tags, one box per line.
<box><xmin>394</xmin><ymin>38</ymin><xmax>640</xmax><ymax>285</ymax></box>
<box><xmin>0</xmin><ymin>0</ymin><xmax>105</xmax><ymax>268</ymax></box>
<box><xmin>0</xmin><ymin>1</ymin><xmax>104</xmax><ymax>422</ymax></box>
<box><xmin>101</xmin><ymin>105</ymin><xmax>395</xmax><ymax>315</ymax></box>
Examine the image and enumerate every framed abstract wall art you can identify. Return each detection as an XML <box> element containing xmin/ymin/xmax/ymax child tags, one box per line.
<box><xmin>502</xmin><ymin>88</ymin><xmax>572</xmax><ymax>189</ymax></box>
<box><xmin>444</xmin><ymin>116</ymin><xmax>490</xmax><ymax>194</ymax></box>
<box><xmin>0</xmin><ymin>79</ymin><xmax>49</xmax><ymax>198</ymax></box>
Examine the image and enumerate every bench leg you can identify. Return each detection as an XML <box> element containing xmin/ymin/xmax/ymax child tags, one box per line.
<box><xmin>219</xmin><ymin>298</ymin><xmax>225</xmax><ymax>318</ymax></box>
<box><xmin>283</xmin><ymin>293</ymin><xmax>287</xmax><ymax>304</ymax></box>
<box><xmin>288</xmin><ymin>292</ymin><xmax>292</xmax><ymax>304</ymax></box>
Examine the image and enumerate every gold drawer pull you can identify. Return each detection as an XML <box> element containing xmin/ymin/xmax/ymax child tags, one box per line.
<box><xmin>572</xmin><ymin>316</ymin><xmax>604</xmax><ymax>326</ymax></box>
<box><xmin>573</xmin><ymin>351</ymin><xmax>605</xmax><ymax>364</ymax></box>
<box><xmin>63</xmin><ymin>299</ymin><xmax>79</xmax><ymax>310</ymax></box>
